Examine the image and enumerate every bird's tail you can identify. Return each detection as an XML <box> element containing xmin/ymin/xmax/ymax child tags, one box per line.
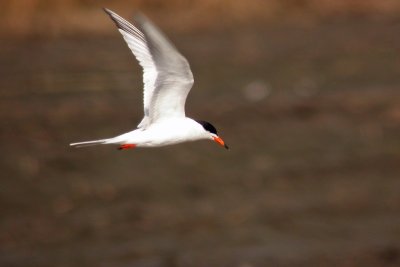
<box><xmin>70</xmin><ymin>139</ymin><xmax>109</xmax><ymax>148</ymax></box>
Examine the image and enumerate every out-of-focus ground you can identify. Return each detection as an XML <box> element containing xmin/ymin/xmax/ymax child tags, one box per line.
<box><xmin>1</xmin><ymin>1</ymin><xmax>400</xmax><ymax>267</ymax></box>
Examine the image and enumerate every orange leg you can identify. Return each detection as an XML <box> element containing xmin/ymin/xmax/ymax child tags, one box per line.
<box><xmin>118</xmin><ymin>144</ymin><xmax>136</xmax><ymax>150</ymax></box>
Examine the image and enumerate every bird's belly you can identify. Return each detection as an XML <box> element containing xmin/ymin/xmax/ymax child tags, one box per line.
<box><xmin>135</xmin><ymin>120</ymin><xmax>198</xmax><ymax>147</ymax></box>
<box><xmin>136</xmin><ymin>131</ymin><xmax>189</xmax><ymax>147</ymax></box>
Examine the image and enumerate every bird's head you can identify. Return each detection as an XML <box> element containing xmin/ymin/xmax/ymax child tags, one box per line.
<box><xmin>196</xmin><ymin>120</ymin><xmax>229</xmax><ymax>149</ymax></box>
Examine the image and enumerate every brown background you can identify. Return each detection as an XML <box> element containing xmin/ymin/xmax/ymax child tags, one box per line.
<box><xmin>1</xmin><ymin>1</ymin><xmax>400</xmax><ymax>266</ymax></box>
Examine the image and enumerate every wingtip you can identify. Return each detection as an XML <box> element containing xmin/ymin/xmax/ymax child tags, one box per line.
<box><xmin>103</xmin><ymin>8</ymin><xmax>147</xmax><ymax>28</ymax></box>
<box><xmin>134</xmin><ymin>12</ymin><xmax>152</xmax><ymax>25</ymax></box>
<box><xmin>134</xmin><ymin>12</ymin><xmax>145</xmax><ymax>21</ymax></box>
<box><xmin>104</xmin><ymin>7</ymin><xmax>141</xmax><ymax>19</ymax></box>
<box><xmin>103</xmin><ymin>7</ymin><xmax>111</xmax><ymax>14</ymax></box>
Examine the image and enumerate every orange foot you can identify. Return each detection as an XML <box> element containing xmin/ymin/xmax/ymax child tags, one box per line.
<box><xmin>118</xmin><ymin>144</ymin><xmax>136</xmax><ymax>150</ymax></box>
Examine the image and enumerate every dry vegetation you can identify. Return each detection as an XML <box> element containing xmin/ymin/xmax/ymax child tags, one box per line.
<box><xmin>0</xmin><ymin>0</ymin><xmax>400</xmax><ymax>36</ymax></box>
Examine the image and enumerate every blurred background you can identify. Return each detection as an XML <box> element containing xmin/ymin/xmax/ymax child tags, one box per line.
<box><xmin>1</xmin><ymin>0</ymin><xmax>400</xmax><ymax>266</ymax></box>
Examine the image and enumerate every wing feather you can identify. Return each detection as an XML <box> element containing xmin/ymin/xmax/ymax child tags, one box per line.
<box><xmin>104</xmin><ymin>8</ymin><xmax>194</xmax><ymax>128</ymax></box>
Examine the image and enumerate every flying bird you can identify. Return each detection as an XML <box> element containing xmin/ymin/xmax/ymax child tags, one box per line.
<box><xmin>70</xmin><ymin>8</ymin><xmax>228</xmax><ymax>150</ymax></box>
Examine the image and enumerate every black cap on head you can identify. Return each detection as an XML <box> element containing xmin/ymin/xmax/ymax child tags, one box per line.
<box><xmin>196</xmin><ymin>120</ymin><xmax>218</xmax><ymax>135</ymax></box>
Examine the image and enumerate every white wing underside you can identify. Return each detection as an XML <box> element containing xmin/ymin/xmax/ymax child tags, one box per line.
<box><xmin>104</xmin><ymin>9</ymin><xmax>194</xmax><ymax>129</ymax></box>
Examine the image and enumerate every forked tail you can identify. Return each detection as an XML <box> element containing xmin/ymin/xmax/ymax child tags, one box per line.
<box><xmin>70</xmin><ymin>139</ymin><xmax>108</xmax><ymax>148</ymax></box>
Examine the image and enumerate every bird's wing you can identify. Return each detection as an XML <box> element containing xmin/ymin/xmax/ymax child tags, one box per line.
<box><xmin>104</xmin><ymin>9</ymin><xmax>194</xmax><ymax>128</ymax></box>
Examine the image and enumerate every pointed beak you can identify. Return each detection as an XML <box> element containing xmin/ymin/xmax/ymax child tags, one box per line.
<box><xmin>213</xmin><ymin>136</ymin><xmax>229</xmax><ymax>149</ymax></box>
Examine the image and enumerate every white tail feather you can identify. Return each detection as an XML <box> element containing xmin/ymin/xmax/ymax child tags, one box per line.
<box><xmin>70</xmin><ymin>139</ymin><xmax>108</xmax><ymax>148</ymax></box>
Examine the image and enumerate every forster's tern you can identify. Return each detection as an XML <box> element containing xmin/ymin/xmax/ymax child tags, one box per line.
<box><xmin>70</xmin><ymin>8</ymin><xmax>228</xmax><ymax>150</ymax></box>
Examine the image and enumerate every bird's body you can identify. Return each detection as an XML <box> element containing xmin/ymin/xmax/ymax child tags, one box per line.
<box><xmin>110</xmin><ymin>118</ymin><xmax>209</xmax><ymax>147</ymax></box>
<box><xmin>70</xmin><ymin>8</ymin><xmax>228</xmax><ymax>150</ymax></box>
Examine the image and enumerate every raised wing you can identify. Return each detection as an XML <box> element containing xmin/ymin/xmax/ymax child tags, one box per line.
<box><xmin>104</xmin><ymin>9</ymin><xmax>194</xmax><ymax>128</ymax></box>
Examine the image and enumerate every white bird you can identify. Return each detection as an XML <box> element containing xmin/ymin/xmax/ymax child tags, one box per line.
<box><xmin>70</xmin><ymin>8</ymin><xmax>228</xmax><ymax>150</ymax></box>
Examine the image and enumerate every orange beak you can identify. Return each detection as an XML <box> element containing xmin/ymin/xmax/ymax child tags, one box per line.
<box><xmin>213</xmin><ymin>136</ymin><xmax>229</xmax><ymax>149</ymax></box>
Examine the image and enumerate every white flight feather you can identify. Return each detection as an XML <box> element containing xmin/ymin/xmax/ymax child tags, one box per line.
<box><xmin>104</xmin><ymin>9</ymin><xmax>194</xmax><ymax>129</ymax></box>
